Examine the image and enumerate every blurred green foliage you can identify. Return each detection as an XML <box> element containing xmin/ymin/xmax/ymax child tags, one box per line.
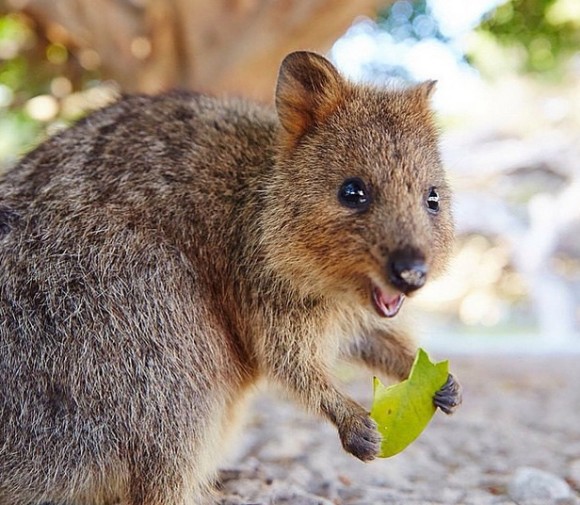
<box><xmin>0</xmin><ymin>13</ymin><xmax>42</xmax><ymax>165</ymax></box>
<box><xmin>0</xmin><ymin>11</ymin><xmax>102</xmax><ymax>170</ymax></box>
<box><xmin>478</xmin><ymin>0</ymin><xmax>580</xmax><ymax>75</ymax></box>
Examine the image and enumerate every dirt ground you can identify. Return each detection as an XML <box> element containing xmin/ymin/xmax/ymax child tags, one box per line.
<box><xmin>218</xmin><ymin>353</ymin><xmax>580</xmax><ymax>505</ymax></box>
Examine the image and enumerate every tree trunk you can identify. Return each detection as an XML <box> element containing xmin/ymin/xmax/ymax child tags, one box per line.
<box><xmin>14</xmin><ymin>0</ymin><xmax>389</xmax><ymax>101</ymax></box>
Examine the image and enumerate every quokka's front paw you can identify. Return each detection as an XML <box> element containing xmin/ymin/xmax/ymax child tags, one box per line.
<box><xmin>433</xmin><ymin>373</ymin><xmax>462</xmax><ymax>414</ymax></box>
<box><xmin>338</xmin><ymin>408</ymin><xmax>381</xmax><ymax>462</ymax></box>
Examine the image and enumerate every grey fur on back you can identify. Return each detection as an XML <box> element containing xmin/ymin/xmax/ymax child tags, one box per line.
<box><xmin>0</xmin><ymin>92</ymin><xmax>276</xmax><ymax>504</ymax></box>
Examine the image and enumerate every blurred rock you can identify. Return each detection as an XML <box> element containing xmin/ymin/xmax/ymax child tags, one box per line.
<box><xmin>507</xmin><ymin>467</ymin><xmax>578</xmax><ymax>505</ymax></box>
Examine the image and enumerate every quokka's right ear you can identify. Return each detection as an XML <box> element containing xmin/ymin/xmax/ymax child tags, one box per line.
<box><xmin>275</xmin><ymin>51</ymin><xmax>345</xmax><ymax>148</ymax></box>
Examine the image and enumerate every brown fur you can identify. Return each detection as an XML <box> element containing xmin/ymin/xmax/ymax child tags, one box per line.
<box><xmin>0</xmin><ymin>52</ymin><xmax>458</xmax><ymax>505</ymax></box>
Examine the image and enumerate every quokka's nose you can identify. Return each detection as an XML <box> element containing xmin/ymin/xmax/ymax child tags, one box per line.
<box><xmin>388</xmin><ymin>249</ymin><xmax>428</xmax><ymax>293</ymax></box>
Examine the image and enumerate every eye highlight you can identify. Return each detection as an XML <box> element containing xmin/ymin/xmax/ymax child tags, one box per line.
<box><xmin>338</xmin><ymin>178</ymin><xmax>371</xmax><ymax>211</ymax></box>
<box><xmin>426</xmin><ymin>187</ymin><xmax>440</xmax><ymax>213</ymax></box>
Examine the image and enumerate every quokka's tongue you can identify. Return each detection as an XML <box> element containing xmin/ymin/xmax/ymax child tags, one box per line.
<box><xmin>372</xmin><ymin>287</ymin><xmax>405</xmax><ymax>318</ymax></box>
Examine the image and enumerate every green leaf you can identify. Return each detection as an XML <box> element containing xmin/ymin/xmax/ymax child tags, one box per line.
<box><xmin>370</xmin><ymin>348</ymin><xmax>449</xmax><ymax>458</ymax></box>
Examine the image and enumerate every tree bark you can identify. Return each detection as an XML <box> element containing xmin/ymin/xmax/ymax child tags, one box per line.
<box><xmin>13</xmin><ymin>0</ymin><xmax>389</xmax><ymax>100</ymax></box>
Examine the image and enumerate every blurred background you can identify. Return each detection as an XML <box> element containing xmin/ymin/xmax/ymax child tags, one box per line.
<box><xmin>0</xmin><ymin>0</ymin><xmax>578</xmax><ymax>352</ymax></box>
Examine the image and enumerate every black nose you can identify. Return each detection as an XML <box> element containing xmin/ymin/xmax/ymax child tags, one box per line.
<box><xmin>388</xmin><ymin>249</ymin><xmax>428</xmax><ymax>293</ymax></box>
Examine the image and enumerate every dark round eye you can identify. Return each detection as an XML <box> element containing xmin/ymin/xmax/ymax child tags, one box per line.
<box><xmin>426</xmin><ymin>187</ymin><xmax>440</xmax><ymax>213</ymax></box>
<box><xmin>338</xmin><ymin>178</ymin><xmax>371</xmax><ymax>211</ymax></box>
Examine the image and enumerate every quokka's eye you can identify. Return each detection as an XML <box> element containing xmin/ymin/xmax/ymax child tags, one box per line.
<box><xmin>426</xmin><ymin>187</ymin><xmax>440</xmax><ymax>213</ymax></box>
<box><xmin>338</xmin><ymin>178</ymin><xmax>371</xmax><ymax>211</ymax></box>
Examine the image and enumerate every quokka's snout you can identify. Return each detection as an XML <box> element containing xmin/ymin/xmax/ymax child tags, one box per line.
<box><xmin>388</xmin><ymin>247</ymin><xmax>428</xmax><ymax>294</ymax></box>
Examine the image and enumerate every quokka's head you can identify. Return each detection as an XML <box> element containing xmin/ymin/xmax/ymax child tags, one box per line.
<box><xmin>262</xmin><ymin>51</ymin><xmax>454</xmax><ymax>318</ymax></box>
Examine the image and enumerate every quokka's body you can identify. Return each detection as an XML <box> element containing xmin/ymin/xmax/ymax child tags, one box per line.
<box><xmin>0</xmin><ymin>52</ymin><xmax>460</xmax><ymax>505</ymax></box>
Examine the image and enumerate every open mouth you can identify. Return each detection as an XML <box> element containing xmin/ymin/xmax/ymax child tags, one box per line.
<box><xmin>372</xmin><ymin>285</ymin><xmax>405</xmax><ymax>318</ymax></box>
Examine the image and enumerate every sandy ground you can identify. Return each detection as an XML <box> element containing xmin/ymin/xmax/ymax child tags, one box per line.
<box><xmin>218</xmin><ymin>354</ymin><xmax>580</xmax><ymax>505</ymax></box>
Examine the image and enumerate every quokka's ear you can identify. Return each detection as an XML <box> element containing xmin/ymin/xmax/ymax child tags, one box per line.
<box><xmin>414</xmin><ymin>80</ymin><xmax>437</xmax><ymax>101</ymax></box>
<box><xmin>275</xmin><ymin>51</ymin><xmax>345</xmax><ymax>147</ymax></box>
